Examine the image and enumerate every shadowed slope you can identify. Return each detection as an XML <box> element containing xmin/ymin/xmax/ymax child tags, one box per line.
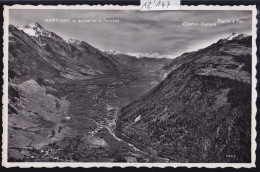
<box><xmin>116</xmin><ymin>35</ymin><xmax>252</xmax><ymax>163</ymax></box>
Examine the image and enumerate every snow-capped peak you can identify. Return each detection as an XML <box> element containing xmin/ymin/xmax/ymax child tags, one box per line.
<box><xmin>106</xmin><ymin>50</ymin><xmax>123</xmax><ymax>55</ymax></box>
<box><xmin>21</xmin><ymin>22</ymin><xmax>51</xmax><ymax>37</ymax></box>
<box><xmin>66</xmin><ymin>38</ymin><xmax>81</xmax><ymax>46</ymax></box>
<box><xmin>226</xmin><ymin>32</ymin><xmax>248</xmax><ymax>40</ymax></box>
<box><xmin>227</xmin><ymin>32</ymin><xmax>239</xmax><ymax>40</ymax></box>
<box><xmin>106</xmin><ymin>50</ymin><xmax>174</xmax><ymax>59</ymax></box>
<box><xmin>126</xmin><ymin>52</ymin><xmax>175</xmax><ymax>59</ymax></box>
<box><xmin>25</xmin><ymin>22</ymin><xmax>44</xmax><ymax>30</ymax></box>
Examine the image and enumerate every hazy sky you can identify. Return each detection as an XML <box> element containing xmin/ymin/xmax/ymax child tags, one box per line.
<box><xmin>9</xmin><ymin>9</ymin><xmax>252</xmax><ymax>58</ymax></box>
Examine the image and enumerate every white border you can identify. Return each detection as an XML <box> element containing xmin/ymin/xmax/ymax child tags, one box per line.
<box><xmin>2</xmin><ymin>5</ymin><xmax>257</xmax><ymax>168</ymax></box>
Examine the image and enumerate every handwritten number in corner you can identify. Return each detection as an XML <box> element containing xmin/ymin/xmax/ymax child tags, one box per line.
<box><xmin>141</xmin><ymin>2</ymin><xmax>152</xmax><ymax>10</ymax></box>
<box><xmin>141</xmin><ymin>0</ymin><xmax>173</xmax><ymax>10</ymax></box>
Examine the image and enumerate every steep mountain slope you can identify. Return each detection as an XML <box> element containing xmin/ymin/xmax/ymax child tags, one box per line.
<box><xmin>163</xmin><ymin>33</ymin><xmax>251</xmax><ymax>73</ymax></box>
<box><xmin>8</xmin><ymin>23</ymin><xmax>120</xmax><ymax>160</ymax></box>
<box><xmin>162</xmin><ymin>51</ymin><xmax>197</xmax><ymax>71</ymax></box>
<box><xmin>9</xmin><ymin>24</ymin><xmax>60</xmax><ymax>83</ymax></box>
<box><xmin>116</xmin><ymin>34</ymin><xmax>252</xmax><ymax>163</ymax></box>
<box><xmin>9</xmin><ymin>24</ymin><xmax>105</xmax><ymax>83</ymax></box>
<box><xmin>8</xmin><ymin>79</ymin><xmax>71</xmax><ymax>161</ymax></box>
<box><xmin>11</xmin><ymin>22</ymin><xmax>139</xmax><ymax>81</ymax></box>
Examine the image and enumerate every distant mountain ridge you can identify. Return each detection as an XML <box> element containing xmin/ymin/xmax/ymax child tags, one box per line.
<box><xmin>106</xmin><ymin>50</ymin><xmax>171</xmax><ymax>69</ymax></box>
<box><xmin>106</xmin><ymin>50</ymin><xmax>175</xmax><ymax>59</ymax></box>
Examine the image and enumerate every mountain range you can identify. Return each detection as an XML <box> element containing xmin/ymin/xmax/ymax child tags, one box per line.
<box><xmin>7</xmin><ymin>22</ymin><xmax>252</xmax><ymax>163</ymax></box>
<box><xmin>10</xmin><ymin>22</ymin><xmax>169</xmax><ymax>83</ymax></box>
<box><xmin>116</xmin><ymin>33</ymin><xmax>252</xmax><ymax>163</ymax></box>
<box><xmin>106</xmin><ymin>50</ymin><xmax>176</xmax><ymax>59</ymax></box>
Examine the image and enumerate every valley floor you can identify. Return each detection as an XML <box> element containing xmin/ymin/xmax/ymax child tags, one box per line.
<box><xmin>8</xmin><ymin>67</ymin><xmax>169</xmax><ymax>162</ymax></box>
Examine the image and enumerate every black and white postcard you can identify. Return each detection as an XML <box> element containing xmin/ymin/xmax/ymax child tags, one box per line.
<box><xmin>2</xmin><ymin>5</ymin><xmax>257</xmax><ymax>168</ymax></box>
